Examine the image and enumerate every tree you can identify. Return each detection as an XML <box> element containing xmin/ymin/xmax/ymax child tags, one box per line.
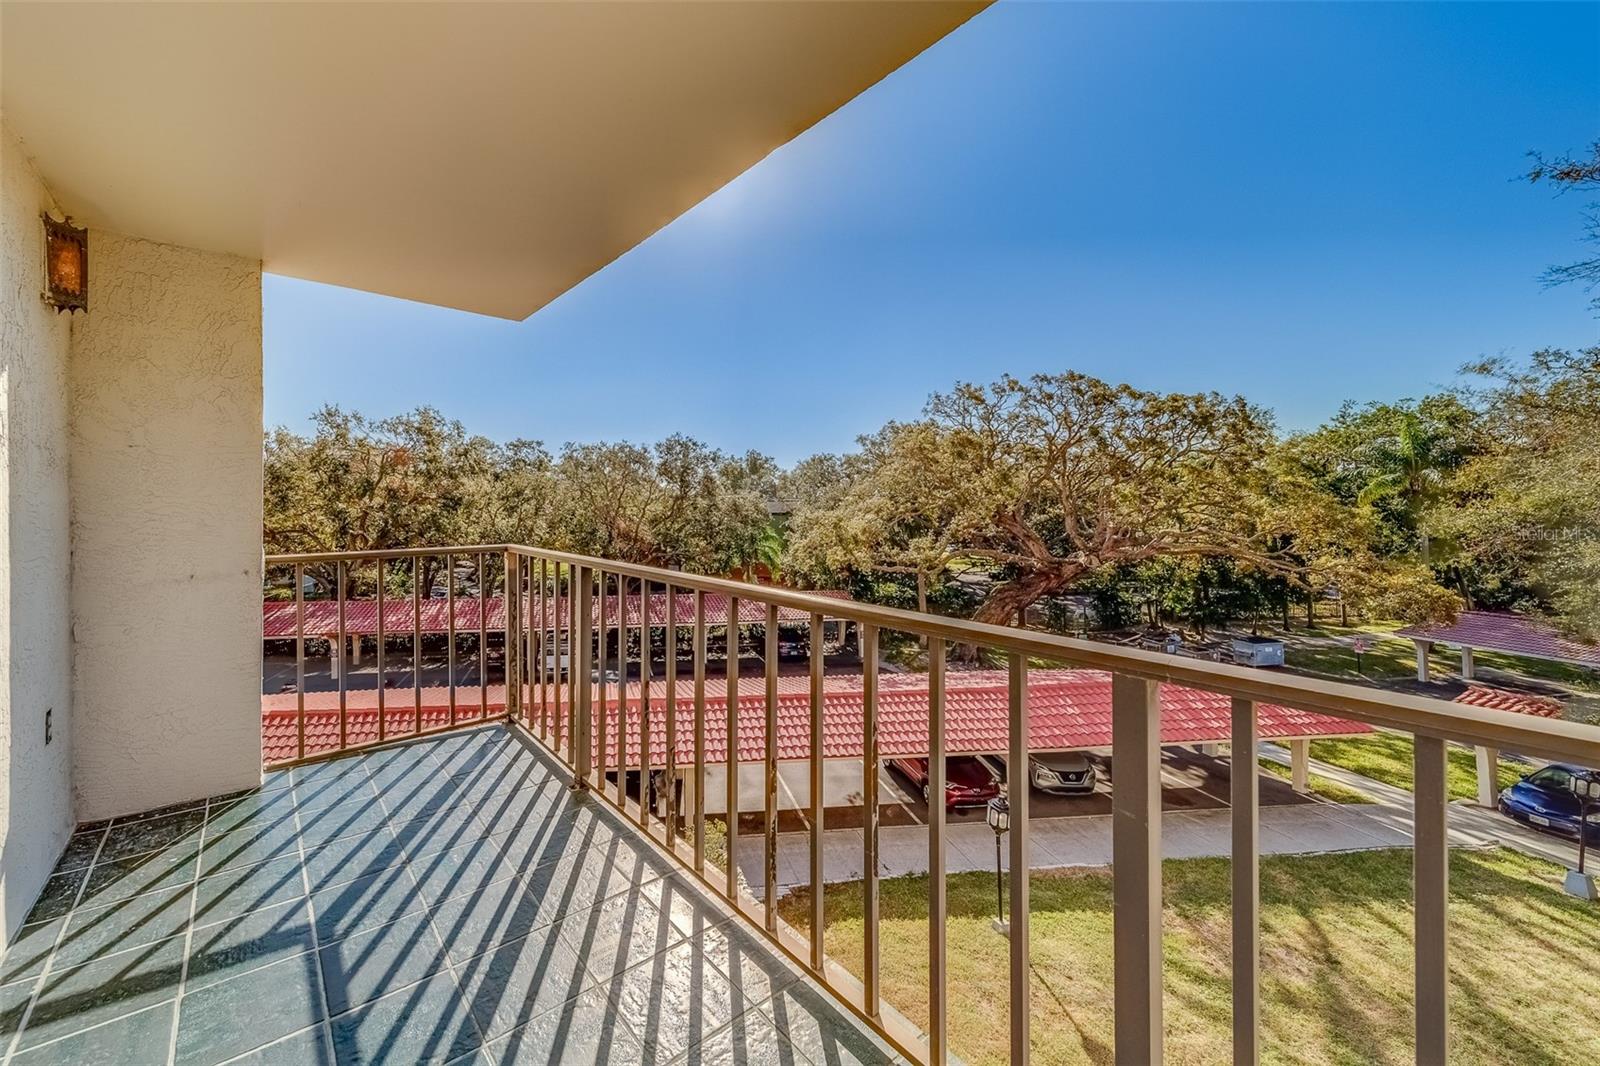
<box><xmin>1436</xmin><ymin>347</ymin><xmax>1600</xmax><ymax>638</ymax></box>
<box><xmin>1527</xmin><ymin>140</ymin><xmax>1600</xmax><ymax>313</ymax></box>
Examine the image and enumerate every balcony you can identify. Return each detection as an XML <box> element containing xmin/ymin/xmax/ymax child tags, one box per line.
<box><xmin>10</xmin><ymin>543</ymin><xmax>1600</xmax><ymax>1065</ymax></box>
<box><xmin>1</xmin><ymin>723</ymin><xmax>904</xmax><ymax>1064</ymax></box>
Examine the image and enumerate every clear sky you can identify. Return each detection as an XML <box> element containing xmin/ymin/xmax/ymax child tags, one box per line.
<box><xmin>265</xmin><ymin>1</ymin><xmax>1600</xmax><ymax>466</ymax></box>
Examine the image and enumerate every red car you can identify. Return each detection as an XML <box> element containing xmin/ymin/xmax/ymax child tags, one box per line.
<box><xmin>889</xmin><ymin>757</ymin><xmax>1001</xmax><ymax>811</ymax></box>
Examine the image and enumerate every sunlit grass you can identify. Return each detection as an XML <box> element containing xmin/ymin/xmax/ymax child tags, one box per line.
<box><xmin>1256</xmin><ymin>758</ymin><xmax>1374</xmax><ymax>804</ymax></box>
<box><xmin>779</xmin><ymin>848</ymin><xmax>1599</xmax><ymax>1065</ymax></box>
<box><xmin>1307</xmin><ymin>732</ymin><xmax>1532</xmax><ymax>801</ymax></box>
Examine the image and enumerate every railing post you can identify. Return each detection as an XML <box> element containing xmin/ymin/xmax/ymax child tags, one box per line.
<box><xmin>504</xmin><ymin>550</ymin><xmax>520</xmax><ymax>723</ymax></box>
<box><xmin>667</xmin><ymin>585</ymin><xmax>680</xmax><ymax>840</ymax></box>
<box><xmin>763</xmin><ymin>602</ymin><xmax>779</xmax><ymax>931</ymax></box>
<box><xmin>294</xmin><ymin>563</ymin><xmax>305</xmax><ymax>762</ymax></box>
<box><xmin>1112</xmin><ymin>673</ymin><xmax>1162</xmax><ymax>1065</ymax></box>
<box><xmin>693</xmin><ymin>591</ymin><xmax>708</xmax><ymax>870</ymax></box>
<box><xmin>337</xmin><ymin>560</ymin><xmax>348</xmax><ymax>751</ymax></box>
<box><xmin>929</xmin><ymin>640</ymin><xmax>948</xmax><ymax>1064</ymax></box>
<box><xmin>573</xmin><ymin>563</ymin><xmax>594</xmax><ymax>787</ymax></box>
<box><xmin>725</xmin><ymin>596</ymin><xmax>740</xmax><ymax>901</ymax></box>
<box><xmin>862</xmin><ymin>623</ymin><xmax>881</xmax><ymax>1019</ymax></box>
<box><xmin>809</xmin><ymin>611</ymin><xmax>826</xmax><ymax>972</ymax></box>
<box><xmin>1007</xmin><ymin>652</ymin><xmax>1030</xmax><ymax>1065</ymax></box>
<box><xmin>376</xmin><ymin>558</ymin><xmax>387</xmax><ymax>742</ymax></box>
<box><xmin>1231</xmin><ymin>697</ymin><xmax>1259</xmax><ymax>1066</ymax></box>
<box><xmin>1414</xmin><ymin>733</ymin><xmax>1449</xmax><ymax>1063</ymax></box>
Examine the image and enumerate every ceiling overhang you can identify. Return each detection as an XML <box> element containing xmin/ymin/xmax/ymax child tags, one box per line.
<box><xmin>1</xmin><ymin>1</ymin><xmax>985</xmax><ymax>319</ymax></box>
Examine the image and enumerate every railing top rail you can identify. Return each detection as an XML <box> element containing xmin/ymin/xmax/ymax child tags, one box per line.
<box><xmin>264</xmin><ymin>544</ymin><xmax>1600</xmax><ymax>764</ymax></box>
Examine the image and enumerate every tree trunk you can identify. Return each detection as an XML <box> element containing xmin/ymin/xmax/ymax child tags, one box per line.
<box><xmin>1306</xmin><ymin>591</ymin><xmax>1314</xmax><ymax>626</ymax></box>
<box><xmin>973</xmin><ymin>570</ymin><xmax>1077</xmax><ymax>628</ymax></box>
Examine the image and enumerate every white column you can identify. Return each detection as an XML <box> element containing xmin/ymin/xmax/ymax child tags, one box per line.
<box><xmin>1289</xmin><ymin>739</ymin><xmax>1310</xmax><ymax>794</ymax></box>
<box><xmin>329</xmin><ymin>633</ymin><xmax>342</xmax><ymax>681</ymax></box>
<box><xmin>1414</xmin><ymin>640</ymin><xmax>1432</xmax><ymax>683</ymax></box>
<box><xmin>1460</xmin><ymin>647</ymin><xmax>1475</xmax><ymax>681</ymax></box>
<box><xmin>1475</xmin><ymin>746</ymin><xmax>1499</xmax><ymax>808</ymax></box>
<box><xmin>350</xmin><ymin>634</ymin><xmax>361</xmax><ymax>668</ymax></box>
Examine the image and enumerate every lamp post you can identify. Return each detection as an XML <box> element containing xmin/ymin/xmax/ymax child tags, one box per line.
<box><xmin>986</xmin><ymin>791</ymin><xmax>1010</xmax><ymax>935</ymax></box>
<box><xmin>1566</xmin><ymin>771</ymin><xmax>1600</xmax><ymax>901</ymax></box>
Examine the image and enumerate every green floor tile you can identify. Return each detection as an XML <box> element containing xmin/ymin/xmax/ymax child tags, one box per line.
<box><xmin>310</xmin><ymin>868</ymin><xmax>424</xmax><ymax>944</ymax></box>
<box><xmin>479</xmin><ymin>984</ymin><xmax>644</xmax><ymax>1065</ymax></box>
<box><xmin>78</xmin><ymin>847</ymin><xmax>199</xmax><ymax>911</ymax></box>
<box><xmin>99</xmin><ymin>811</ymin><xmax>206</xmax><ymax>862</ymax></box>
<box><xmin>10</xmin><ymin>1000</ymin><xmax>175</xmax><ymax>1066</ymax></box>
<box><xmin>24</xmin><ymin>869</ymin><xmax>88</xmax><ymax>924</ymax></box>
<box><xmin>302</xmin><ymin>830</ymin><xmax>405</xmax><ymax>893</ymax></box>
<box><xmin>227</xmin><ymin>1023</ymin><xmax>332</xmax><ymax>1065</ymax></box>
<box><xmin>294</xmin><ymin>801</ymin><xmax>391</xmax><ymax>850</ymax></box>
<box><xmin>55</xmin><ymin>831</ymin><xmax>108</xmax><ymax>874</ymax></box>
<box><xmin>174</xmin><ymin>953</ymin><xmax>324</xmax><ymax>1066</ymax></box>
<box><xmin>409</xmin><ymin>838</ymin><xmax>517</xmax><ymax>908</ymax></box>
<box><xmin>55</xmin><ymin>887</ymin><xmax>192</xmax><ymax>968</ymax></box>
<box><xmin>318</xmin><ymin>911</ymin><xmax>448</xmax><ymax>1015</ymax></box>
<box><xmin>186</xmin><ymin>899</ymin><xmax>316</xmax><ymax>990</ymax></box>
<box><xmin>193</xmin><ymin>856</ymin><xmax>305</xmax><ymax>923</ymax></box>
<box><xmin>18</xmin><ymin>936</ymin><xmax>184</xmax><ymax>1050</ymax></box>
<box><xmin>329</xmin><ymin>971</ymin><xmax>483</xmax><ymax>1066</ymax></box>
<box><xmin>453</xmin><ymin>924</ymin><xmax>593</xmax><ymax>1040</ymax></box>
<box><xmin>1</xmin><ymin>919</ymin><xmax>65</xmax><ymax>987</ymax></box>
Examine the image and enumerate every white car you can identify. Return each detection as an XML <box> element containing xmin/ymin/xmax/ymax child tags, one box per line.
<box><xmin>1030</xmin><ymin>753</ymin><xmax>1097</xmax><ymax>795</ymax></box>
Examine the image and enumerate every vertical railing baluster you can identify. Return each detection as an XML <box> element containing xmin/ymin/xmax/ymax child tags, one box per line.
<box><xmin>376</xmin><ymin>558</ymin><xmax>386</xmax><ymax>743</ymax></box>
<box><xmin>597</xmin><ymin>570</ymin><xmax>609</xmax><ymax>789</ymax></box>
<box><xmin>412</xmin><ymin>556</ymin><xmax>422</xmax><ymax>736</ymax></box>
<box><xmin>666</xmin><ymin>585</ymin><xmax>680</xmax><ymax>842</ymax></box>
<box><xmin>616</xmin><ymin>574</ymin><xmax>628</xmax><ymax>807</ymax></box>
<box><xmin>478</xmin><ymin>553</ymin><xmax>488</xmax><ymax>721</ymax></box>
<box><xmin>726</xmin><ymin>595</ymin><xmax>740</xmax><ymax>900</ymax></box>
<box><xmin>574</xmin><ymin>564</ymin><xmax>594</xmax><ymax>786</ymax></box>
<box><xmin>1232</xmin><ymin>697</ymin><xmax>1259</xmax><ymax>1066</ymax></box>
<box><xmin>447</xmin><ymin>552</ymin><xmax>457</xmax><ymax>728</ymax></box>
<box><xmin>763</xmin><ymin>602</ymin><xmax>779</xmax><ymax>931</ymax></box>
<box><xmin>693</xmin><ymin>591</ymin><xmax>708</xmax><ymax>870</ymax></box>
<box><xmin>862</xmin><ymin>623</ymin><xmax>881</xmax><ymax>1019</ymax></box>
<box><xmin>639</xmin><ymin>579</ymin><xmax>652</xmax><ymax>826</ymax></box>
<box><xmin>337</xmin><ymin>560</ymin><xmax>348</xmax><ymax>753</ymax></box>
<box><xmin>1112</xmin><ymin>673</ymin><xmax>1161</xmax><ymax>1065</ymax></box>
<box><xmin>567</xmin><ymin>565</ymin><xmax>578</xmax><ymax>761</ymax></box>
<box><xmin>1414</xmin><ymin>733</ymin><xmax>1449</xmax><ymax>1063</ymax></box>
<box><xmin>928</xmin><ymin>639</ymin><xmax>947</xmax><ymax>1063</ymax></box>
<box><xmin>538</xmin><ymin>558</ymin><xmax>548</xmax><ymax>740</ymax></box>
<box><xmin>295</xmin><ymin>563</ymin><xmax>305</xmax><ymax>762</ymax></box>
<box><xmin>503</xmin><ymin>550</ymin><xmax>519</xmax><ymax>723</ymax></box>
<box><xmin>1008</xmin><ymin>653</ymin><xmax>1030</xmax><ymax>1064</ymax></box>
<box><xmin>809</xmin><ymin>611</ymin><xmax>826</xmax><ymax>971</ymax></box>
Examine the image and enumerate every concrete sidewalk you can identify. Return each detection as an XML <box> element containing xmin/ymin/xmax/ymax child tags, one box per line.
<box><xmin>736</xmin><ymin>743</ymin><xmax>1583</xmax><ymax>895</ymax></box>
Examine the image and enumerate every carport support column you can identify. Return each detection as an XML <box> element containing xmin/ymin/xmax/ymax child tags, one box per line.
<box><xmin>1112</xmin><ymin>673</ymin><xmax>1162</xmax><ymax>1064</ymax></box>
<box><xmin>1460</xmin><ymin>646</ymin><xmax>1474</xmax><ymax>681</ymax></box>
<box><xmin>1414</xmin><ymin>639</ymin><xmax>1432</xmax><ymax>682</ymax></box>
<box><xmin>1289</xmin><ymin>739</ymin><xmax>1310</xmax><ymax>794</ymax></box>
<box><xmin>329</xmin><ymin>633</ymin><xmax>342</xmax><ymax>681</ymax></box>
<box><xmin>1475</xmin><ymin>746</ymin><xmax>1498</xmax><ymax>808</ymax></box>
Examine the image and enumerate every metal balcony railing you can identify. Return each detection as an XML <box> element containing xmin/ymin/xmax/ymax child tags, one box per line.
<box><xmin>263</xmin><ymin>544</ymin><xmax>1600</xmax><ymax>1065</ymax></box>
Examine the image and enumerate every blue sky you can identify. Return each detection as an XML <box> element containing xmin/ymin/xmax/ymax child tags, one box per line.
<box><xmin>265</xmin><ymin>1</ymin><xmax>1600</xmax><ymax>466</ymax></box>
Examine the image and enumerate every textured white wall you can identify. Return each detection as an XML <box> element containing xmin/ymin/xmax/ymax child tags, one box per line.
<box><xmin>69</xmin><ymin>231</ymin><xmax>263</xmax><ymax>821</ymax></box>
<box><xmin>0</xmin><ymin>122</ymin><xmax>76</xmax><ymax>945</ymax></box>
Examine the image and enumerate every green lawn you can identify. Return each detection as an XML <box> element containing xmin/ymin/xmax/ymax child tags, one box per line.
<box><xmin>1307</xmin><ymin>732</ymin><xmax>1532</xmax><ymax>801</ymax></box>
<box><xmin>1279</xmin><ymin>622</ymin><xmax>1600</xmax><ymax>694</ymax></box>
<box><xmin>779</xmin><ymin>848</ymin><xmax>1599</xmax><ymax>1065</ymax></box>
<box><xmin>1256</xmin><ymin>758</ymin><xmax>1373</xmax><ymax>804</ymax></box>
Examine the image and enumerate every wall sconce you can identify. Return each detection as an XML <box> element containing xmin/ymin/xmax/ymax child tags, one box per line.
<box><xmin>42</xmin><ymin>214</ymin><xmax>87</xmax><ymax>313</ymax></box>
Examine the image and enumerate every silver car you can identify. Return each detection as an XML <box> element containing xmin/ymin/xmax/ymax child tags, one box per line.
<box><xmin>1030</xmin><ymin>752</ymin><xmax>1097</xmax><ymax>795</ymax></box>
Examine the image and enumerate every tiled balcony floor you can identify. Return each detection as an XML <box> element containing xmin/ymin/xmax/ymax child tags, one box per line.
<box><xmin>0</xmin><ymin>725</ymin><xmax>907</xmax><ymax>1065</ymax></box>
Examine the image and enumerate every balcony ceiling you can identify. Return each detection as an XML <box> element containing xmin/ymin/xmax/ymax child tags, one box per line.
<box><xmin>1</xmin><ymin>1</ymin><xmax>984</xmax><ymax>319</ymax></box>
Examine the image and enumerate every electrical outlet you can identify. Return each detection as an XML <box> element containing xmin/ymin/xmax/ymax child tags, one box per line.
<box><xmin>45</xmin><ymin>708</ymin><xmax>52</xmax><ymax>745</ymax></box>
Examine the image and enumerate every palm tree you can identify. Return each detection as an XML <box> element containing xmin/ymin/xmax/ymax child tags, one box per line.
<box><xmin>1356</xmin><ymin>412</ymin><xmax>1451</xmax><ymax>565</ymax></box>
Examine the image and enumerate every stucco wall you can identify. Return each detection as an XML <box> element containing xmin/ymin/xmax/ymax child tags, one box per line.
<box><xmin>69</xmin><ymin>231</ymin><xmax>263</xmax><ymax>821</ymax></box>
<box><xmin>0</xmin><ymin>121</ymin><xmax>76</xmax><ymax>945</ymax></box>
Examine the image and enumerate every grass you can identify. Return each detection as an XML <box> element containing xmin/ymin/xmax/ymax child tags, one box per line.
<box><xmin>778</xmin><ymin>847</ymin><xmax>1599</xmax><ymax>1065</ymax></box>
<box><xmin>1307</xmin><ymin>732</ymin><xmax>1532</xmax><ymax>801</ymax></box>
<box><xmin>1277</xmin><ymin>621</ymin><xmax>1600</xmax><ymax>694</ymax></box>
<box><xmin>1256</xmin><ymin>758</ymin><xmax>1374</xmax><ymax>804</ymax></box>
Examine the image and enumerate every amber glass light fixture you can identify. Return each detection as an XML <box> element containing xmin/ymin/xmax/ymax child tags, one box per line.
<box><xmin>42</xmin><ymin>214</ymin><xmax>87</xmax><ymax>313</ymax></box>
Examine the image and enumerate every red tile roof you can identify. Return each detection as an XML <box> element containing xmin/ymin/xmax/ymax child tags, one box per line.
<box><xmin>262</xmin><ymin>591</ymin><xmax>851</xmax><ymax>639</ymax></box>
<box><xmin>1452</xmin><ymin>685</ymin><xmax>1563</xmax><ymax>719</ymax></box>
<box><xmin>261</xmin><ymin>669</ymin><xmax>1370</xmax><ymax>766</ymax></box>
<box><xmin>1396</xmin><ymin>610</ymin><xmax>1600</xmax><ymax>668</ymax></box>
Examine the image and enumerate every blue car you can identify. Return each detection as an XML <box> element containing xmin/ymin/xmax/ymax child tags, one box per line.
<box><xmin>1498</xmin><ymin>763</ymin><xmax>1600</xmax><ymax>842</ymax></box>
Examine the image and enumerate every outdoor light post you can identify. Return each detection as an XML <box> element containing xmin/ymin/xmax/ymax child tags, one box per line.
<box><xmin>986</xmin><ymin>791</ymin><xmax>1010</xmax><ymax>935</ymax></box>
<box><xmin>1566</xmin><ymin>772</ymin><xmax>1600</xmax><ymax>901</ymax></box>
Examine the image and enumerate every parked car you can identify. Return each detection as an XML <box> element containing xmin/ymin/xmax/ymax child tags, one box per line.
<box><xmin>889</xmin><ymin>756</ymin><xmax>1001</xmax><ymax>811</ymax></box>
<box><xmin>1499</xmin><ymin>763</ymin><xmax>1600</xmax><ymax>841</ymax></box>
<box><xmin>1029</xmin><ymin>753</ymin><xmax>1097</xmax><ymax>795</ymax></box>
